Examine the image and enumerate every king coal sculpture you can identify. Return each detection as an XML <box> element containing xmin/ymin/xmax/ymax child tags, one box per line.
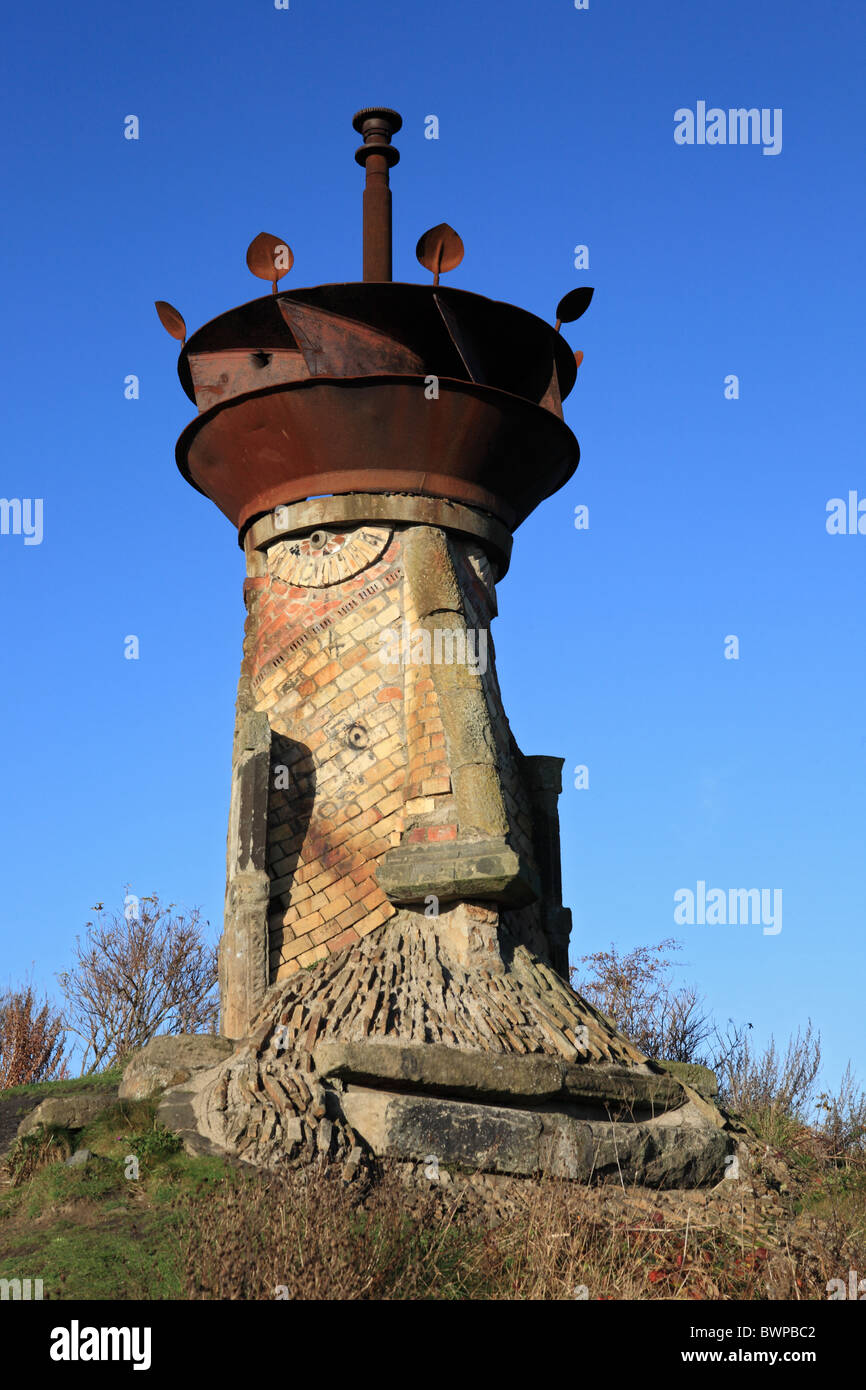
<box><xmin>153</xmin><ymin>108</ymin><xmax>731</xmax><ymax>1186</ymax></box>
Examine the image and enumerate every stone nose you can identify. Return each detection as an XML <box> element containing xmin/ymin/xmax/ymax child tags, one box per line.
<box><xmin>376</xmin><ymin>525</ymin><xmax>540</xmax><ymax>911</ymax></box>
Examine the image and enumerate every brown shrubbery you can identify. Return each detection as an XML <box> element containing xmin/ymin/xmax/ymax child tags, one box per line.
<box><xmin>0</xmin><ymin>983</ymin><xmax>68</xmax><ymax>1089</ymax></box>
<box><xmin>572</xmin><ymin>939</ymin><xmax>866</xmax><ymax>1162</ymax></box>
<box><xmin>57</xmin><ymin>894</ymin><xmax>219</xmax><ymax>1073</ymax></box>
<box><xmin>180</xmin><ymin>1164</ymin><xmax>866</xmax><ymax>1301</ymax></box>
<box><xmin>571</xmin><ymin>938</ymin><xmax>747</xmax><ymax>1073</ymax></box>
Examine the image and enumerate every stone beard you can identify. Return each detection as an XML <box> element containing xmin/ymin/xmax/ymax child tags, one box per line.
<box><xmin>219</xmin><ymin>510</ymin><xmax>572</xmax><ymax>1041</ymax></box>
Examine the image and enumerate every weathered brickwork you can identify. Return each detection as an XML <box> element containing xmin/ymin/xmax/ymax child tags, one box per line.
<box><xmin>252</xmin><ymin>534</ymin><xmax>406</xmax><ymax>977</ymax></box>
<box><xmin>226</xmin><ymin>517</ymin><xmax>571</xmax><ymax>1003</ymax></box>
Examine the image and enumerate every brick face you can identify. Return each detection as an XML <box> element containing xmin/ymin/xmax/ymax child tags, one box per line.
<box><xmin>247</xmin><ymin>531</ymin><xmax>416</xmax><ymax>981</ymax></box>
<box><xmin>233</xmin><ymin>521</ymin><xmax>566</xmax><ymax>991</ymax></box>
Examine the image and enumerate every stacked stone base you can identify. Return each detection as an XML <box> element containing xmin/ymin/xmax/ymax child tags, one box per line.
<box><xmin>157</xmin><ymin>918</ymin><xmax>733</xmax><ymax>1189</ymax></box>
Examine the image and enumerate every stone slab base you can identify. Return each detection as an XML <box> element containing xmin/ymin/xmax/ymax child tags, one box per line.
<box><xmin>338</xmin><ymin>1085</ymin><xmax>731</xmax><ymax>1187</ymax></box>
<box><xmin>312</xmin><ymin>1040</ymin><xmax>687</xmax><ymax>1111</ymax></box>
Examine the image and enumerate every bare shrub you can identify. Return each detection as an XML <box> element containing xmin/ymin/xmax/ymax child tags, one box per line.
<box><xmin>570</xmin><ymin>939</ymin><xmax>862</xmax><ymax>1166</ymax></box>
<box><xmin>721</xmin><ymin>1023</ymin><xmax>823</xmax><ymax>1150</ymax></box>
<box><xmin>723</xmin><ymin>1022</ymin><xmax>821</xmax><ymax>1117</ymax></box>
<box><xmin>814</xmin><ymin>1064</ymin><xmax>866</xmax><ymax>1159</ymax></box>
<box><xmin>0</xmin><ymin>983</ymin><xmax>68</xmax><ymax>1090</ymax></box>
<box><xmin>570</xmin><ymin>938</ymin><xmax>748</xmax><ymax>1070</ymax></box>
<box><xmin>58</xmin><ymin>894</ymin><xmax>219</xmax><ymax>1073</ymax></box>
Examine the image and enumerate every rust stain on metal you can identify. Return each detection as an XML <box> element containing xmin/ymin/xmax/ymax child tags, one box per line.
<box><xmin>155</xmin><ymin>300</ymin><xmax>186</xmax><ymax>343</ymax></box>
<box><xmin>277</xmin><ymin>299</ymin><xmax>424</xmax><ymax>377</ymax></box>
<box><xmin>352</xmin><ymin>107</ymin><xmax>401</xmax><ymax>283</ymax></box>
<box><xmin>246</xmin><ymin>233</ymin><xmax>294</xmax><ymax>293</ymax></box>
<box><xmin>176</xmin><ymin>375</ymin><xmax>578</xmax><ymax>534</ymax></box>
<box><xmin>415</xmin><ymin>223</ymin><xmax>464</xmax><ymax>285</ymax></box>
<box><xmin>169</xmin><ymin>106</ymin><xmax>591</xmax><ymax>547</ymax></box>
<box><xmin>187</xmin><ymin>347</ymin><xmax>307</xmax><ymax>412</ymax></box>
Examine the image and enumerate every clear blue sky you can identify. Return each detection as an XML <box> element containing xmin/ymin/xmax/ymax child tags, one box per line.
<box><xmin>1</xmin><ymin>0</ymin><xmax>863</xmax><ymax>1089</ymax></box>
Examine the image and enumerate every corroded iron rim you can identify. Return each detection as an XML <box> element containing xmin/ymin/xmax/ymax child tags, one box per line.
<box><xmin>175</xmin><ymin>373</ymin><xmax>580</xmax><ymax>534</ymax></box>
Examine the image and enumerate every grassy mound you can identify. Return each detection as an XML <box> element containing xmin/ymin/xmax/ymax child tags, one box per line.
<box><xmin>1</xmin><ymin>1076</ymin><xmax>864</xmax><ymax>1300</ymax></box>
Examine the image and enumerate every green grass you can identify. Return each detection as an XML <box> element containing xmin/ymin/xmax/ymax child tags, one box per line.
<box><xmin>1</xmin><ymin>1068</ymin><xmax>123</xmax><ymax>1100</ymax></box>
<box><xmin>0</xmin><ymin>1157</ymin><xmax>233</xmax><ymax>1300</ymax></box>
<box><xmin>3</xmin><ymin>1080</ymin><xmax>864</xmax><ymax>1301</ymax></box>
<box><xmin>796</xmin><ymin>1163</ymin><xmax>866</xmax><ymax>1218</ymax></box>
<box><xmin>0</xmin><ymin>1088</ymin><xmax>235</xmax><ymax>1299</ymax></box>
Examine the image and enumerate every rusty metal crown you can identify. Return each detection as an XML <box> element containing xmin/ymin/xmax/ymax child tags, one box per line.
<box><xmin>162</xmin><ymin>108</ymin><xmax>593</xmax><ymax>539</ymax></box>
